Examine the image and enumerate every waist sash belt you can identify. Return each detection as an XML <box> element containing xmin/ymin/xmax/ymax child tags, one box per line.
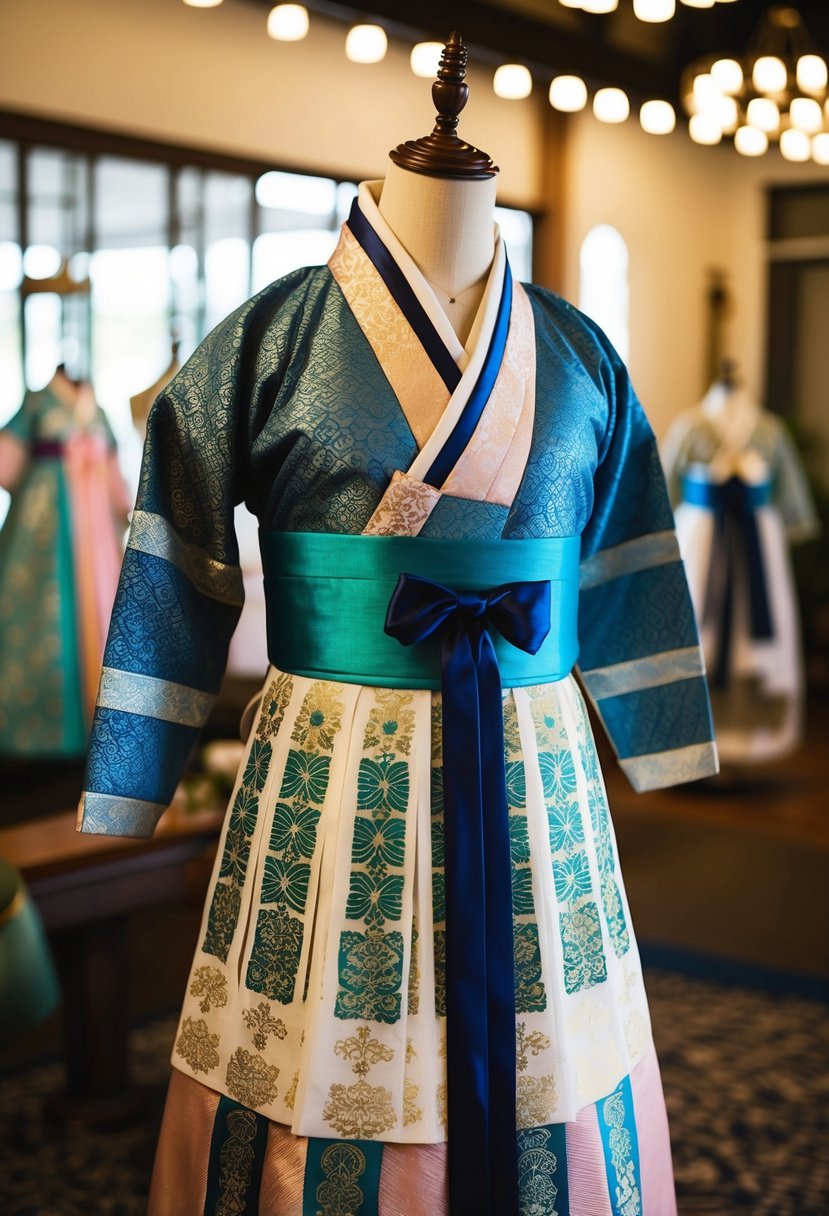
<box><xmin>682</xmin><ymin>476</ymin><xmax>774</xmax><ymax>687</ymax></box>
<box><xmin>260</xmin><ymin>531</ymin><xmax>580</xmax><ymax>1216</ymax></box>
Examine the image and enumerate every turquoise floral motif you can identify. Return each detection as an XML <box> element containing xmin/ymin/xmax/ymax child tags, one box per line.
<box><xmin>203</xmin><ymin>736</ymin><xmax>274</xmax><ymax>961</ymax></box>
<box><xmin>345</xmin><ymin>871</ymin><xmax>404</xmax><ymax>925</ymax></box>
<box><xmin>531</xmin><ymin>691</ymin><xmax>610</xmax><ymax>995</ymax></box>
<box><xmin>552</xmin><ymin>851</ymin><xmax>592</xmax><ymax>903</ymax></box>
<box><xmin>578</xmin><ymin>730</ymin><xmax>630</xmax><ymax>961</ymax></box>
<box><xmin>517</xmin><ymin>1127</ymin><xmax>561</xmax><ymax>1216</ymax></box>
<box><xmin>514</xmin><ymin>923</ymin><xmax>546</xmax><ymax>1013</ymax></box>
<box><xmin>260</xmin><ymin>856</ymin><xmax>311</xmax><ymax>913</ymax></box>
<box><xmin>269</xmin><ymin>803</ymin><xmax>320</xmax><ymax>857</ymax></box>
<box><xmin>547</xmin><ymin>802</ymin><xmax>585</xmax><ymax>853</ymax></box>
<box><xmin>356</xmin><ymin>755</ymin><xmax>410</xmax><ymax>815</ymax></box>
<box><xmin>433</xmin><ymin>929</ymin><xmax>446</xmax><ymax>1018</ymax></box>
<box><xmin>242</xmin><ymin>739</ymin><xmax>272</xmax><ymax>792</ymax></box>
<box><xmin>538</xmin><ymin>750</ymin><xmax>577</xmax><ymax>801</ymax></box>
<box><xmin>248</xmin><ymin>682</ymin><xmax>343</xmax><ymax>1002</ymax></box>
<box><xmin>218</xmin><ymin>822</ymin><xmax>250</xmax><ymax>887</ymax></box>
<box><xmin>280</xmin><ymin>749</ymin><xmax>331</xmax><ymax>805</ymax></box>
<box><xmin>203</xmin><ymin>871</ymin><xmax>242</xmax><ymax>962</ymax></box>
<box><xmin>602</xmin><ymin>1083</ymin><xmax>642</xmax><ymax>1216</ymax></box>
<box><xmin>505</xmin><ymin>760</ymin><xmax>527</xmax><ymax>808</ymax></box>
<box><xmin>432</xmin><ymin>871</ymin><xmax>446</xmax><ymax>925</ymax></box>
<box><xmin>505</xmin><ymin>693</ymin><xmax>547</xmax><ymax>1014</ymax></box>
<box><xmin>351</xmin><ymin>815</ymin><xmax>406</xmax><ymax>869</ymax></box>
<box><xmin>560</xmin><ymin>902</ymin><xmax>608</xmax><ymax>995</ymax></box>
<box><xmin>509</xmin><ymin>813</ymin><xmax>531</xmax><ymax>865</ymax></box>
<box><xmin>512</xmin><ymin>867</ymin><xmax>536</xmax><ymax>917</ymax></box>
<box><xmin>228</xmin><ymin>785</ymin><xmax>260</xmax><ymax>836</ymax></box>
<box><xmin>334</xmin><ymin>929</ymin><xmax>405</xmax><ymax>1023</ymax></box>
<box><xmin>337</xmin><ymin>692</ymin><xmax>413</xmax><ymax>1022</ymax></box>
<box><xmin>245</xmin><ymin>907</ymin><xmax>304</xmax><ymax>1003</ymax></box>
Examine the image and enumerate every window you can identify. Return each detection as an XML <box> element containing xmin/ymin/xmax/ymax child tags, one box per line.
<box><xmin>578</xmin><ymin>224</ymin><xmax>630</xmax><ymax>362</ymax></box>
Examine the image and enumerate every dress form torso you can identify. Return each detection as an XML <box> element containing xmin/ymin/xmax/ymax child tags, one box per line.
<box><xmin>378</xmin><ymin>161</ymin><xmax>497</xmax><ymax>345</ymax></box>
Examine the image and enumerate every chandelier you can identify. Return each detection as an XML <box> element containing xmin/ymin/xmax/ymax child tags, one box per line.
<box><xmin>682</xmin><ymin>6</ymin><xmax>829</xmax><ymax>160</ymax></box>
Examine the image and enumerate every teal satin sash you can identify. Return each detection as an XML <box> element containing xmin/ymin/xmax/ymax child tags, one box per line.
<box><xmin>259</xmin><ymin>532</ymin><xmax>580</xmax><ymax>687</ymax></box>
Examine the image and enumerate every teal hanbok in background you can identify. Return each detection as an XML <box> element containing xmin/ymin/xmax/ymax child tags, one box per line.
<box><xmin>79</xmin><ymin>184</ymin><xmax>717</xmax><ymax>1216</ymax></box>
<box><xmin>0</xmin><ymin>371</ymin><xmax>130</xmax><ymax>757</ymax></box>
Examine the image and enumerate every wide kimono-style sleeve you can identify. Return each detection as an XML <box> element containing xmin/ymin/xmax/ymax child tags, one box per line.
<box><xmin>0</xmin><ymin>393</ymin><xmax>36</xmax><ymax>492</ymax></box>
<box><xmin>576</xmin><ymin>334</ymin><xmax>718</xmax><ymax>792</ymax></box>
<box><xmin>77</xmin><ymin>319</ymin><xmax>251</xmax><ymax>838</ymax></box>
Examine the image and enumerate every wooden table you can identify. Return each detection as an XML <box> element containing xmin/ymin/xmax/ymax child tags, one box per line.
<box><xmin>0</xmin><ymin>800</ymin><xmax>223</xmax><ymax>1122</ymax></box>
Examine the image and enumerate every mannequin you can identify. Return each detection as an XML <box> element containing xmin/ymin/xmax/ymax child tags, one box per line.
<box><xmin>663</xmin><ymin>367</ymin><xmax>819</xmax><ymax>764</ymax></box>
<box><xmin>80</xmin><ymin>32</ymin><xmax>715</xmax><ymax>1216</ymax></box>
<box><xmin>378</xmin><ymin>165</ymin><xmax>496</xmax><ymax>343</ymax></box>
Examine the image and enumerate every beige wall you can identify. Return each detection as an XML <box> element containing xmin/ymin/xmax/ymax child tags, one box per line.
<box><xmin>560</xmin><ymin>110</ymin><xmax>829</xmax><ymax>437</ymax></box>
<box><xmin>0</xmin><ymin>0</ymin><xmax>545</xmax><ymax>208</ymax></box>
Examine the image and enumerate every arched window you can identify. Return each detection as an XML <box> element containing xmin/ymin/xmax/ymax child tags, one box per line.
<box><xmin>578</xmin><ymin>224</ymin><xmax>630</xmax><ymax>362</ymax></box>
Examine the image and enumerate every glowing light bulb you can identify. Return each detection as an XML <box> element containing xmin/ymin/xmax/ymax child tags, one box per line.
<box><xmin>410</xmin><ymin>42</ymin><xmax>443</xmax><ymax>79</ymax></box>
<box><xmin>734</xmin><ymin>125</ymin><xmax>768</xmax><ymax>156</ymax></box>
<box><xmin>710</xmin><ymin>58</ymin><xmax>743</xmax><ymax>95</ymax></box>
<box><xmin>633</xmin><ymin>0</ymin><xmax>675</xmax><ymax>21</ymax></box>
<box><xmin>183</xmin><ymin>0</ymin><xmax>223</xmax><ymax>7</ymax></box>
<box><xmin>752</xmin><ymin>55</ymin><xmax>787</xmax><ymax>94</ymax></box>
<box><xmin>582</xmin><ymin>0</ymin><xmax>618</xmax><ymax>11</ymax></box>
<box><xmin>267</xmin><ymin>4</ymin><xmax>308</xmax><ymax>41</ymax></box>
<box><xmin>640</xmin><ymin>100</ymin><xmax>676</xmax><ymax>134</ymax></box>
<box><xmin>681</xmin><ymin>0</ymin><xmax>714</xmax><ymax>7</ymax></box>
<box><xmin>593</xmin><ymin>87</ymin><xmax>630</xmax><ymax>123</ymax></box>
<box><xmin>693</xmin><ymin>73</ymin><xmax>722</xmax><ymax>114</ymax></box>
<box><xmin>345</xmin><ymin>24</ymin><xmax>387</xmax><ymax>64</ymax></box>
<box><xmin>493</xmin><ymin>64</ymin><xmax>532</xmax><ymax>100</ymax></box>
<box><xmin>715</xmin><ymin>95</ymin><xmax>739</xmax><ymax>132</ymax></box>
<box><xmin>797</xmin><ymin>55</ymin><xmax>827</xmax><ymax>93</ymax></box>
<box><xmin>780</xmin><ymin>127</ymin><xmax>811</xmax><ymax>162</ymax></box>
<box><xmin>746</xmin><ymin>97</ymin><xmax>780</xmax><ymax>133</ymax></box>
<box><xmin>689</xmin><ymin>114</ymin><xmax>722</xmax><ymax>145</ymax></box>
<box><xmin>812</xmin><ymin>133</ymin><xmax>829</xmax><ymax>165</ymax></box>
<box><xmin>549</xmin><ymin>75</ymin><xmax>588</xmax><ymax>113</ymax></box>
<box><xmin>789</xmin><ymin>97</ymin><xmax>823</xmax><ymax>133</ymax></box>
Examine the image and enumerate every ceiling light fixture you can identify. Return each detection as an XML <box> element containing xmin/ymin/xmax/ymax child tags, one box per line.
<box><xmin>345</xmin><ymin>24</ymin><xmax>387</xmax><ymax>64</ymax></box>
<box><xmin>267</xmin><ymin>4</ymin><xmax>309</xmax><ymax>41</ymax></box>
<box><xmin>410</xmin><ymin>41</ymin><xmax>443</xmax><ymax>79</ymax></box>
<box><xmin>593</xmin><ymin>87</ymin><xmax>630</xmax><ymax>122</ymax></box>
<box><xmin>682</xmin><ymin>6</ymin><xmax>829</xmax><ymax>160</ymax></box>
<box><xmin>633</xmin><ymin>0</ymin><xmax>676</xmax><ymax>22</ymax></box>
<box><xmin>640</xmin><ymin>99</ymin><xmax>676</xmax><ymax>134</ymax></box>
<box><xmin>493</xmin><ymin>64</ymin><xmax>533</xmax><ymax>100</ymax></box>
<box><xmin>549</xmin><ymin>75</ymin><xmax>588</xmax><ymax>112</ymax></box>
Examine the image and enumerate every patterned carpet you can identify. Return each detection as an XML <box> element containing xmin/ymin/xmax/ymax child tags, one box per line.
<box><xmin>1</xmin><ymin>968</ymin><xmax>827</xmax><ymax>1215</ymax></box>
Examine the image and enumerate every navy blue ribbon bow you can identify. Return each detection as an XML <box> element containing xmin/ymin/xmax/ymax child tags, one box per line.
<box><xmin>702</xmin><ymin>476</ymin><xmax>774</xmax><ymax>688</ymax></box>
<box><xmin>385</xmin><ymin>573</ymin><xmax>552</xmax><ymax>1216</ymax></box>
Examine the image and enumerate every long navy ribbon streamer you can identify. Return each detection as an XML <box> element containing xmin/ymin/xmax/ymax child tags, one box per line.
<box><xmin>385</xmin><ymin>573</ymin><xmax>552</xmax><ymax>1216</ymax></box>
<box><xmin>347</xmin><ymin>198</ymin><xmax>462</xmax><ymax>392</ymax></box>
<box><xmin>684</xmin><ymin>476</ymin><xmax>774</xmax><ymax>687</ymax></box>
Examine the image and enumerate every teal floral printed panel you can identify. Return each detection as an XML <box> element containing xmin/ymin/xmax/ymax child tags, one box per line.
<box><xmin>576</xmin><ymin>698</ymin><xmax>630</xmax><ymax>960</ymax></box>
<box><xmin>505</xmin><ymin>693</ymin><xmax>546</xmax><ymax>1014</ymax></box>
<box><xmin>202</xmin><ymin>673</ymin><xmax>294</xmax><ymax>961</ymax></box>
<box><xmin>529</xmin><ymin>688</ymin><xmax>608</xmax><ymax>996</ymax></box>
<box><xmin>334</xmin><ymin>691</ymin><xmax>414</xmax><ymax>1023</ymax></box>
<box><xmin>516</xmin><ymin>1123</ymin><xmax>569</xmax><ymax>1216</ymax></box>
<box><xmin>598</xmin><ymin>1072</ymin><xmax>642</xmax><ymax>1216</ymax></box>
<box><xmin>245</xmin><ymin>681</ymin><xmax>344</xmax><ymax>1001</ymax></box>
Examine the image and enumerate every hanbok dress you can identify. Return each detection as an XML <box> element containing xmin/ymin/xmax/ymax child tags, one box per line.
<box><xmin>0</xmin><ymin>373</ymin><xmax>130</xmax><ymax>756</ymax></box>
<box><xmin>663</xmin><ymin>384</ymin><xmax>819</xmax><ymax>765</ymax></box>
<box><xmin>78</xmin><ymin>183</ymin><xmax>718</xmax><ymax>1216</ymax></box>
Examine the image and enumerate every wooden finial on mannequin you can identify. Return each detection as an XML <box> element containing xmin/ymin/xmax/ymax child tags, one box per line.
<box><xmin>389</xmin><ymin>32</ymin><xmax>498</xmax><ymax>180</ymax></box>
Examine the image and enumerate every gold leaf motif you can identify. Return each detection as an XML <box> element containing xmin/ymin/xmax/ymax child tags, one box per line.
<box><xmin>241</xmin><ymin>1000</ymin><xmax>288</xmax><ymax>1051</ymax></box>
<box><xmin>516</xmin><ymin>1022</ymin><xmax>552</xmax><ymax>1073</ymax></box>
<box><xmin>225</xmin><ymin>1047</ymin><xmax>279</xmax><ymax>1108</ymax></box>
<box><xmin>322</xmin><ymin>1079</ymin><xmax>397</xmax><ymax>1138</ymax></box>
<box><xmin>256</xmin><ymin>672</ymin><xmax>294</xmax><ymax>742</ymax></box>
<box><xmin>175</xmin><ymin>1017</ymin><xmax>220</xmax><ymax>1075</ymax></box>
<box><xmin>189</xmin><ymin>965</ymin><xmax>228</xmax><ymax>1014</ymax></box>
<box><xmin>436</xmin><ymin>1079</ymin><xmax>447</xmax><ymax>1127</ymax></box>
<box><xmin>517</xmin><ymin>1074</ymin><xmax>558</xmax><ymax>1128</ymax></box>
<box><xmin>405</xmin><ymin>1038</ymin><xmax>416</xmax><ymax>1064</ymax></box>
<box><xmin>403</xmin><ymin>1077</ymin><xmax>423</xmax><ymax>1127</ymax></box>
<box><xmin>316</xmin><ymin>1142</ymin><xmax>367</xmax><ymax>1216</ymax></box>
<box><xmin>334</xmin><ymin>1025</ymin><xmax>395</xmax><ymax>1076</ymax></box>
<box><xmin>362</xmin><ymin>690</ymin><xmax>416</xmax><ymax>755</ymax></box>
<box><xmin>283</xmin><ymin>1070</ymin><xmax>299</xmax><ymax>1111</ymax></box>
<box><xmin>290</xmin><ymin>682</ymin><xmax>344</xmax><ymax>752</ymax></box>
<box><xmin>215</xmin><ymin>1107</ymin><xmax>258</xmax><ymax>1216</ymax></box>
